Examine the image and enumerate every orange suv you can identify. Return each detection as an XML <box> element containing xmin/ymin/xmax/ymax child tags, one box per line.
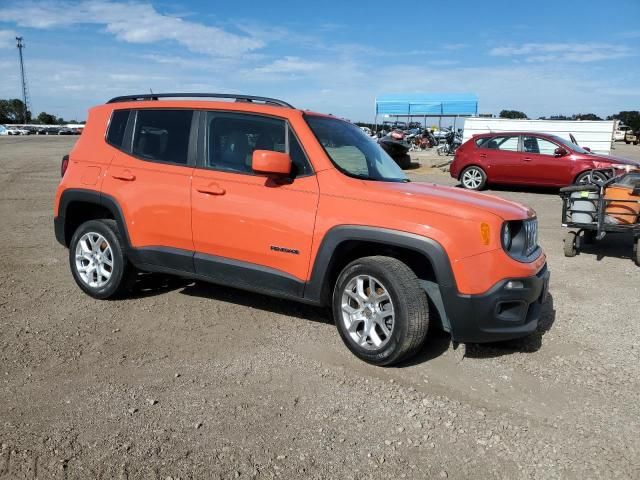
<box><xmin>54</xmin><ymin>93</ymin><xmax>549</xmax><ymax>366</ymax></box>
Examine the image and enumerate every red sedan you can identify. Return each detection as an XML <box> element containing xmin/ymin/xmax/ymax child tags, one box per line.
<box><xmin>450</xmin><ymin>132</ymin><xmax>640</xmax><ymax>190</ymax></box>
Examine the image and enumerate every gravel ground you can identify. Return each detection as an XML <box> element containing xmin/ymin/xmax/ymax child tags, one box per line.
<box><xmin>1</xmin><ymin>137</ymin><xmax>639</xmax><ymax>479</ymax></box>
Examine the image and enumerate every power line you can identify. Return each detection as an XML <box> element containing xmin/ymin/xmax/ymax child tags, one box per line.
<box><xmin>16</xmin><ymin>36</ymin><xmax>30</xmax><ymax>123</ymax></box>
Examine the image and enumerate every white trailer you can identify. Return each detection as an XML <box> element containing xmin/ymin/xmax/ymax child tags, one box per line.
<box><xmin>462</xmin><ymin>118</ymin><xmax>615</xmax><ymax>155</ymax></box>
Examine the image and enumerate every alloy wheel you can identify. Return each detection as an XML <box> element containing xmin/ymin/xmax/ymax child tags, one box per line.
<box><xmin>340</xmin><ymin>275</ymin><xmax>395</xmax><ymax>350</ymax></box>
<box><xmin>462</xmin><ymin>168</ymin><xmax>483</xmax><ymax>189</ymax></box>
<box><xmin>74</xmin><ymin>232</ymin><xmax>114</xmax><ymax>288</ymax></box>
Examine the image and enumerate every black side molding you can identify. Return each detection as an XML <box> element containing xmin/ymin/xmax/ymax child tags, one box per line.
<box><xmin>303</xmin><ymin>225</ymin><xmax>456</xmax><ymax>304</ymax></box>
<box><xmin>56</xmin><ymin>188</ymin><xmax>131</xmax><ymax>248</ymax></box>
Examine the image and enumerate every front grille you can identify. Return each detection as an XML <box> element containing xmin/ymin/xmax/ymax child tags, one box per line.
<box><xmin>523</xmin><ymin>219</ymin><xmax>538</xmax><ymax>256</ymax></box>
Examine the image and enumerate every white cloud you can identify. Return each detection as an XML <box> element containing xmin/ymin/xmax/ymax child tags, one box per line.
<box><xmin>0</xmin><ymin>1</ymin><xmax>263</xmax><ymax>57</ymax></box>
<box><xmin>254</xmin><ymin>56</ymin><xmax>324</xmax><ymax>75</ymax></box>
<box><xmin>0</xmin><ymin>29</ymin><xmax>17</xmax><ymax>49</ymax></box>
<box><xmin>490</xmin><ymin>42</ymin><xmax>632</xmax><ymax>63</ymax></box>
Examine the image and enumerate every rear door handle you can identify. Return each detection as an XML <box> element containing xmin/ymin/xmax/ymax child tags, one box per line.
<box><xmin>523</xmin><ymin>157</ymin><xmax>532</xmax><ymax>162</ymax></box>
<box><xmin>479</xmin><ymin>154</ymin><xmax>487</xmax><ymax>159</ymax></box>
<box><xmin>111</xmin><ymin>171</ymin><xmax>136</xmax><ymax>181</ymax></box>
<box><xmin>196</xmin><ymin>184</ymin><xmax>226</xmax><ymax>195</ymax></box>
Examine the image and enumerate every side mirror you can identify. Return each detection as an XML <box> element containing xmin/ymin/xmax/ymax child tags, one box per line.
<box><xmin>583</xmin><ymin>147</ymin><xmax>591</xmax><ymax>152</ymax></box>
<box><xmin>554</xmin><ymin>147</ymin><xmax>568</xmax><ymax>157</ymax></box>
<box><xmin>252</xmin><ymin>150</ymin><xmax>291</xmax><ymax>176</ymax></box>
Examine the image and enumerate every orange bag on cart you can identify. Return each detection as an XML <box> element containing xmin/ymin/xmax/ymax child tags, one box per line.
<box><xmin>604</xmin><ymin>179</ymin><xmax>640</xmax><ymax>225</ymax></box>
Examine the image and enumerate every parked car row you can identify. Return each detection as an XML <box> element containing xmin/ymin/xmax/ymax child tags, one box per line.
<box><xmin>0</xmin><ymin>125</ymin><xmax>83</xmax><ymax>135</ymax></box>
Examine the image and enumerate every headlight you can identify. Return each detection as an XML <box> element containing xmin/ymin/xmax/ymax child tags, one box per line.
<box><xmin>502</xmin><ymin>218</ymin><xmax>539</xmax><ymax>261</ymax></box>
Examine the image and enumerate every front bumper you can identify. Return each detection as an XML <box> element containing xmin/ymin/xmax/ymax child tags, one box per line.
<box><xmin>440</xmin><ymin>264</ymin><xmax>550</xmax><ymax>343</ymax></box>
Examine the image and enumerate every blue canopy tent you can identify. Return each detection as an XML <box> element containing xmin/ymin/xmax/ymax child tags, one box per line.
<box><xmin>374</xmin><ymin>93</ymin><xmax>478</xmax><ymax>131</ymax></box>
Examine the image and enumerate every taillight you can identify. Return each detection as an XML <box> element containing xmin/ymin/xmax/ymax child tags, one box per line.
<box><xmin>61</xmin><ymin>155</ymin><xmax>69</xmax><ymax>177</ymax></box>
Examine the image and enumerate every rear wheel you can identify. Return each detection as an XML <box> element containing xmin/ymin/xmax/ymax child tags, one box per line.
<box><xmin>460</xmin><ymin>166</ymin><xmax>487</xmax><ymax>190</ymax></box>
<box><xmin>634</xmin><ymin>238</ymin><xmax>640</xmax><ymax>266</ymax></box>
<box><xmin>69</xmin><ymin>219</ymin><xmax>135</xmax><ymax>299</ymax></box>
<box><xmin>563</xmin><ymin>231</ymin><xmax>578</xmax><ymax>257</ymax></box>
<box><xmin>333</xmin><ymin>256</ymin><xmax>429</xmax><ymax>366</ymax></box>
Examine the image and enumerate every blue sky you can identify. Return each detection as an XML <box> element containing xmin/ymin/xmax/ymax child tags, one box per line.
<box><xmin>0</xmin><ymin>0</ymin><xmax>639</xmax><ymax>121</ymax></box>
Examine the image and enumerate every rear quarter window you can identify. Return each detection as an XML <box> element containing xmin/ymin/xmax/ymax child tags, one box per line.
<box><xmin>106</xmin><ymin>109</ymin><xmax>130</xmax><ymax>148</ymax></box>
<box><xmin>475</xmin><ymin>137</ymin><xmax>492</xmax><ymax>148</ymax></box>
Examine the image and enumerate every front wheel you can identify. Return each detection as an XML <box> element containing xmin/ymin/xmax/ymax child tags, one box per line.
<box><xmin>332</xmin><ymin>256</ymin><xmax>429</xmax><ymax>366</ymax></box>
<box><xmin>575</xmin><ymin>170</ymin><xmax>608</xmax><ymax>185</ymax></box>
<box><xmin>69</xmin><ymin>219</ymin><xmax>135</xmax><ymax>299</ymax></box>
<box><xmin>460</xmin><ymin>166</ymin><xmax>487</xmax><ymax>190</ymax></box>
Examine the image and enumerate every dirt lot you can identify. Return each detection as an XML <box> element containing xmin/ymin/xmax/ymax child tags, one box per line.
<box><xmin>1</xmin><ymin>137</ymin><xmax>639</xmax><ymax>479</ymax></box>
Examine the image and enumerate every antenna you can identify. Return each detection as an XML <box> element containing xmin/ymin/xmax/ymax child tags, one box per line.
<box><xmin>15</xmin><ymin>36</ymin><xmax>30</xmax><ymax>123</ymax></box>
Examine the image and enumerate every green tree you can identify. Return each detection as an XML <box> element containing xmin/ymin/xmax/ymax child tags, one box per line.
<box><xmin>36</xmin><ymin>112</ymin><xmax>58</xmax><ymax>124</ymax></box>
<box><xmin>573</xmin><ymin>113</ymin><xmax>602</xmax><ymax>121</ymax></box>
<box><xmin>0</xmin><ymin>99</ymin><xmax>30</xmax><ymax>124</ymax></box>
<box><xmin>608</xmin><ymin>111</ymin><xmax>640</xmax><ymax>131</ymax></box>
<box><xmin>499</xmin><ymin>110</ymin><xmax>528</xmax><ymax>119</ymax></box>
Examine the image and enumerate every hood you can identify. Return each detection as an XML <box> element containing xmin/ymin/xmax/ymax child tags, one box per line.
<box><xmin>368</xmin><ymin>181</ymin><xmax>535</xmax><ymax>221</ymax></box>
<box><xmin>587</xmin><ymin>153</ymin><xmax>640</xmax><ymax>167</ymax></box>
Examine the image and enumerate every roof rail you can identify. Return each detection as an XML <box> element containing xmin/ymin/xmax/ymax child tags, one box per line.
<box><xmin>106</xmin><ymin>93</ymin><xmax>294</xmax><ymax>108</ymax></box>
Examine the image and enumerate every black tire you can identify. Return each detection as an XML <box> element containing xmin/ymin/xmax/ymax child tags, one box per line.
<box><xmin>634</xmin><ymin>238</ymin><xmax>640</xmax><ymax>267</ymax></box>
<box><xmin>625</xmin><ymin>141</ymin><xmax>630</xmax><ymax>144</ymax></box>
<box><xmin>69</xmin><ymin>219</ymin><xmax>135</xmax><ymax>299</ymax></box>
<box><xmin>459</xmin><ymin>165</ymin><xmax>487</xmax><ymax>190</ymax></box>
<box><xmin>395</xmin><ymin>153</ymin><xmax>411</xmax><ymax>169</ymax></box>
<box><xmin>575</xmin><ymin>170</ymin><xmax>607</xmax><ymax>185</ymax></box>
<box><xmin>332</xmin><ymin>256</ymin><xmax>429</xmax><ymax>366</ymax></box>
<box><xmin>563</xmin><ymin>231</ymin><xmax>577</xmax><ymax>257</ymax></box>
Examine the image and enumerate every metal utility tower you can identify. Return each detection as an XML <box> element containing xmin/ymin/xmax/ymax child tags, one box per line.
<box><xmin>16</xmin><ymin>36</ymin><xmax>30</xmax><ymax>123</ymax></box>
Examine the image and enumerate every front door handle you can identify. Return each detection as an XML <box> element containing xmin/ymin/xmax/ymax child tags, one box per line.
<box><xmin>196</xmin><ymin>184</ymin><xmax>226</xmax><ymax>195</ymax></box>
<box><xmin>523</xmin><ymin>157</ymin><xmax>532</xmax><ymax>162</ymax></box>
<box><xmin>111</xmin><ymin>170</ymin><xmax>136</xmax><ymax>181</ymax></box>
<box><xmin>479</xmin><ymin>154</ymin><xmax>487</xmax><ymax>159</ymax></box>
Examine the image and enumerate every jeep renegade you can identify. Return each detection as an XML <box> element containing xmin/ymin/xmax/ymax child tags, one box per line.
<box><xmin>54</xmin><ymin>93</ymin><xmax>549</xmax><ymax>366</ymax></box>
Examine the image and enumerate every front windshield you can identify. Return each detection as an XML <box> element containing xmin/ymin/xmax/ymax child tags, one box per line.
<box><xmin>305</xmin><ymin>115</ymin><xmax>408</xmax><ymax>182</ymax></box>
<box><xmin>550</xmin><ymin>134</ymin><xmax>591</xmax><ymax>154</ymax></box>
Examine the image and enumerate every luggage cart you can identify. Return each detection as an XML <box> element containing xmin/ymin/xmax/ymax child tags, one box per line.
<box><xmin>560</xmin><ymin>168</ymin><xmax>640</xmax><ymax>266</ymax></box>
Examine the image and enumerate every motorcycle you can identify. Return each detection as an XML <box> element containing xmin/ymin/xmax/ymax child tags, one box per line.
<box><xmin>436</xmin><ymin>129</ymin><xmax>463</xmax><ymax>156</ymax></box>
<box><xmin>378</xmin><ymin>130</ymin><xmax>412</xmax><ymax>169</ymax></box>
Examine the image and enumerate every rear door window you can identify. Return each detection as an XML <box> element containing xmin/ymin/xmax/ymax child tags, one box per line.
<box><xmin>132</xmin><ymin>109</ymin><xmax>193</xmax><ymax>165</ymax></box>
